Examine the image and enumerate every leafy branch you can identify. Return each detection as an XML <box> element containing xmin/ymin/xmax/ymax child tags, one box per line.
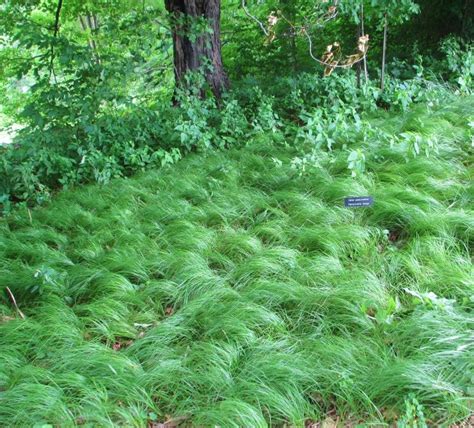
<box><xmin>240</xmin><ymin>0</ymin><xmax>369</xmax><ymax>76</ymax></box>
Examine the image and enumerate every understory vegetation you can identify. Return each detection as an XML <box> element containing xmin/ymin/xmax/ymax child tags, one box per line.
<box><xmin>1</xmin><ymin>1</ymin><xmax>473</xmax><ymax>211</ymax></box>
<box><xmin>1</xmin><ymin>0</ymin><xmax>474</xmax><ymax>426</ymax></box>
<box><xmin>1</xmin><ymin>98</ymin><xmax>473</xmax><ymax>426</ymax></box>
<box><xmin>1</xmin><ymin>62</ymin><xmax>473</xmax><ymax>211</ymax></box>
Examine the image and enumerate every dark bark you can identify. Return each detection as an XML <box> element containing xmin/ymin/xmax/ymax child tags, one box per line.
<box><xmin>360</xmin><ymin>2</ymin><xmax>368</xmax><ymax>82</ymax></box>
<box><xmin>461</xmin><ymin>0</ymin><xmax>472</xmax><ymax>36</ymax></box>
<box><xmin>281</xmin><ymin>0</ymin><xmax>298</xmax><ymax>73</ymax></box>
<box><xmin>164</xmin><ymin>0</ymin><xmax>229</xmax><ymax>99</ymax></box>
<box><xmin>380</xmin><ymin>12</ymin><xmax>388</xmax><ymax>92</ymax></box>
<box><xmin>52</xmin><ymin>0</ymin><xmax>63</xmax><ymax>38</ymax></box>
<box><xmin>356</xmin><ymin>22</ymin><xmax>361</xmax><ymax>88</ymax></box>
<box><xmin>49</xmin><ymin>0</ymin><xmax>64</xmax><ymax>80</ymax></box>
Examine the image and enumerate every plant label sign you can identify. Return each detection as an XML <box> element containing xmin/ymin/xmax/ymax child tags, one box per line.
<box><xmin>344</xmin><ymin>196</ymin><xmax>374</xmax><ymax>208</ymax></box>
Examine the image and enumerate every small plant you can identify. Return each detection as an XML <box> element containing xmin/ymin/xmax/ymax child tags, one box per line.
<box><xmin>400</xmin><ymin>132</ymin><xmax>438</xmax><ymax>158</ymax></box>
<box><xmin>219</xmin><ymin>97</ymin><xmax>249</xmax><ymax>145</ymax></box>
<box><xmin>403</xmin><ymin>288</ymin><xmax>455</xmax><ymax>311</ymax></box>
<box><xmin>251</xmin><ymin>88</ymin><xmax>281</xmax><ymax>133</ymax></box>
<box><xmin>32</xmin><ymin>266</ymin><xmax>65</xmax><ymax>295</ymax></box>
<box><xmin>398</xmin><ymin>395</ymin><xmax>427</xmax><ymax>428</ymax></box>
<box><xmin>440</xmin><ymin>37</ymin><xmax>474</xmax><ymax>94</ymax></box>
<box><xmin>347</xmin><ymin>149</ymin><xmax>366</xmax><ymax>177</ymax></box>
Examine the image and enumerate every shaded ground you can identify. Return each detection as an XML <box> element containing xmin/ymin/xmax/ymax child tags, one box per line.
<box><xmin>0</xmin><ymin>100</ymin><xmax>473</xmax><ymax>426</ymax></box>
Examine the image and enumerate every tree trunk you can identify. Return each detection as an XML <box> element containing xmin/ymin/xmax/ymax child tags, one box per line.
<box><xmin>165</xmin><ymin>0</ymin><xmax>229</xmax><ymax>99</ymax></box>
<box><xmin>380</xmin><ymin>12</ymin><xmax>388</xmax><ymax>92</ymax></box>
<box><xmin>79</xmin><ymin>14</ymin><xmax>100</xmax><ymax>64</ymax></box>
<box><xmin>461</xmin><ymin>0</ymin><xmax>471</xmax><ymax>36</ymax></box>
<box><xmin>281</xmin><ymin>0</ymin><xmax>298</xmax><ymax>73</ymax></box>
<box><xmin>356</xmin><ymin>22</ymin><xmax>361</xmax><ymax>88</ymax></box>
<box><xmin>360</xmin><ymin>2</ymin><xmax>368</xmax><ymax>83</ymax></box>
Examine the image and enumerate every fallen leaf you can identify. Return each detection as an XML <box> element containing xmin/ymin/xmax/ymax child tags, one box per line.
<box><xmin>321</xmin><ymin>416</ymin><xmax>338</xmax><ymax>428</ymax></box>
<box><xmin>148</xmin><ymin>415</ymin><xmax>188</xmax><ymax>428</ymax></box>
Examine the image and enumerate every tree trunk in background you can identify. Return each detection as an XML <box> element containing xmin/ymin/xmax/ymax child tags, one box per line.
<box><xmin>380</xmin><ymin>12</ymin><xmax>388</xmax><ymax>91</ymax></box>
<box><xmin>164</xmin><ymin>0</ymin><xmax>229</xmax><ymax>99</ymax></box>
<box><xmin>281</xmin><ymin>0</ymin><xmax>298</xmax><ymax>73</ymax></box>
<box><xmin>356</xmin><ymin>23</ymin><xmax>361</xmax><ymax>88</ymax></box>
<box><xmin>360</xmin><ymin>2</ymin><xmax>368</xmax><ymax>82</ymax></box>
<box><xmin>461</xmin><ymin>0</ymin><xmax>471</xmax><ymax>36</ymax></box>
<box><xmin>79</xmin><ymin>14</ymin><xmax>100</xmax><ymax>63</ymax></box>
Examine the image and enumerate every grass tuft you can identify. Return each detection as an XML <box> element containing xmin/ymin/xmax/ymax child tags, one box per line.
<box><xmin>1</xmin><ymin>98</ymin><xmax>473</xmax><ymax>426</ymax></box>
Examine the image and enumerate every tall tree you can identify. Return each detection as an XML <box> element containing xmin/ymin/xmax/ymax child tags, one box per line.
<box><xmin>164</xmin><ymin>0</ymin><xmax>229</xmax><ymax>99</ymax></box>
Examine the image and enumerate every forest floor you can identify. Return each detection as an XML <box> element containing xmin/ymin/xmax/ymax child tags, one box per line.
<box><xmin>0</xmin><ymin>99</ymin><xmax>473</xmax><ymax>427</ymax></box>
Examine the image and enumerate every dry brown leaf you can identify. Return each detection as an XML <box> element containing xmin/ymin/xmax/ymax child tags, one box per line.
<box><xmin>149</xmin><ymin>415</ymin><xmax>188</xmax><ymax>428</ymax></box>
<box><xmin>321</xmin><ymin>416</ymin><xmax>338</xmax><ymax>428</ymax></box>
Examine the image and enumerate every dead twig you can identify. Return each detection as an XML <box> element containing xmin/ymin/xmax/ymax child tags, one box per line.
<box><xmin>241</xmin><ymin>0</ymin><xmax>270</xmax><ymax>37</ymax></box>
<box><xmin>5</xmin><ymin>287</ymin><xmax>25</xmax><ymax>319</ymax></box>
<box><xmin>241</xmin><ymin>0</ymin><xmax>368</xmax><ymax>75</ymax></box>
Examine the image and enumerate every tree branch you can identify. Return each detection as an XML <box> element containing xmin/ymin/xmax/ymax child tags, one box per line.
<box><xmin>241</xmin><ymin>0</ymin><xmax>269</xmax><ymax>36</ymax></box>
<box><xmin>240</xmin><ymin>0</ymin><xmax>367</xmax><ymax>75</ymax></box>
<box><xmin>49</xmin><ymin>0</ymin><xmax>63</xmax><ymax>81</ymax></box>
<box><xmin>5</xmin><ymin>287</ymin><xmax>25</xmax><ymax>320</ymax></box>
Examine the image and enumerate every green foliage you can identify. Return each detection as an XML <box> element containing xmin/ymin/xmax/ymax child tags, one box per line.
<box><xmin>0</xmin><ymin>0</ymin><xmax>474</xmax><ymax>427</ymax></box>
<box><xmin>398</xmin><ymin>395</ymin><xmax>428</xmax><ymax>428</ymax></box>
<box><xmin>347</xmin><ymin>149</ymin><xmax>366</xmax><ymax>177</ymax></box>
<box><xmin>440</xmin><ymin>37</ymin><xmax>474</xmax><ymax>93</ymax></box>
<box><xmin>0</xmin><ymin>0</ymin><xmax>471</xmax><ymax>212</ymax></box>
<box><xmin>0</xmin><ymin>105</ymin><xmax>182</xmax><ymax>206</ymax></box>
<box><xmin>0</xmin><ymin>2</ymin><xmax>473</xmax><ymax>423</ymax></box>
<box><xmin>0</xmin><ymin>57</ymin><xmax>468</xmax><ymax>211</ymax></box>
<box><xmin>1</xmin><ymin>97</ymin><xmax>473</xmax><ymax>426</ymax></box>
<box><xmin>399</xmin><ymin>131</ymin><xmax>438</xmax><ymax>158</ymax></box>
<box><xmin>340</xmin><ymin>0</ymin><xmax>420</xmax><ymax>26</ymax></box>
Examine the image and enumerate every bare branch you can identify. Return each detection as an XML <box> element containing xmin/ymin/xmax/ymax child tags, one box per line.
<box><xmin>241</xmin><ymin>0</ymin><xmax>269</xmax><ymax>36</ymax></box>
<box><xmin>5</xmin><ymin>287</ymin><xmax>25</xmax><ymax>320</ymax></box>
<box><xmin>303</xmin><ymin>29</ymin><xmax>369</xmax><ymax>75</ymax></box>
<box><xmin>240</xmin><ymin>0</ymin><xmax>368</xmax><ymax>75</ymax></box>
